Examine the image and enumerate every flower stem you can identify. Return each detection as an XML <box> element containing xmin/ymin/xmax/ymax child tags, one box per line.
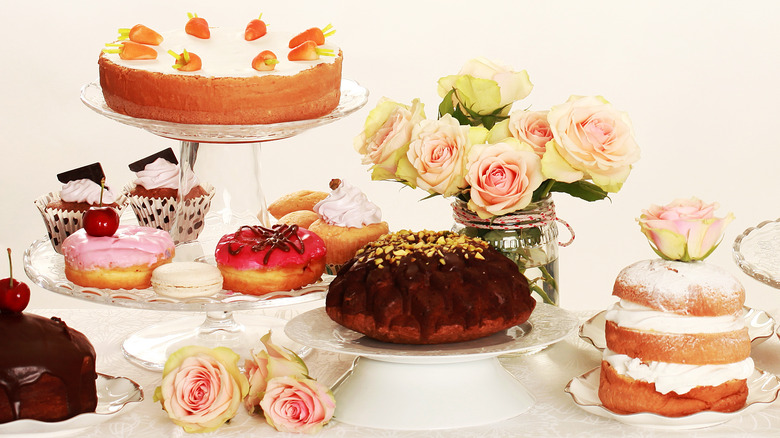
<box><xmin>533</xmin><ymin>179</ymin><xmax>555</xmax><ymax>202</ymax></box>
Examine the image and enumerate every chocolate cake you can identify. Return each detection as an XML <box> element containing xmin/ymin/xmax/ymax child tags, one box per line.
<box><xmin>326</xmin><ymin>230</ymin><xmax>536</xmax><ymax>344</ymax></box>
<box><xmin>0</xmin><ymin>312</ymin><xmax>98</xmax><ymax>423</ymax></box>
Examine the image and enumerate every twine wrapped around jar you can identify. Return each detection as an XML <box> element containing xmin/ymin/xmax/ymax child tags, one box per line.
<box><xmin>451</xmin><ymin>197</ymin><xmax>574</xmax><ymax>305</ymax></box>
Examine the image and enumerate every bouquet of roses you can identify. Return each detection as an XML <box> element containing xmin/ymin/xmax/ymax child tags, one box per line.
<box><xmin>354</xmin><ymin>57</ymin><xmax>641</xmax><ymax>220</ymax></box>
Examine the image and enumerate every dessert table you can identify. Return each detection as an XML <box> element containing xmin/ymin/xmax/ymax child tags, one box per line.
<box><xmin>21</xmin><ymin>304</ymin><xmax>780</xmax><ymax>438</ymax></box>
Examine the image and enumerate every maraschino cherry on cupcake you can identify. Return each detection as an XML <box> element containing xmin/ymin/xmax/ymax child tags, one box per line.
<box><xmin>123</xmin><ymin>148</ymin><xmax>215</xmax><ymax>244</ymax></box>
<box><xmin>34</xmin><ymin>162</ymin><xmax>127</xmax><ymax>253</ymax></box>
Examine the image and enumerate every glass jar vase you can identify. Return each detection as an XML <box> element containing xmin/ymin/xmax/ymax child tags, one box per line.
<box><xmin>451</xmin><ymin>197</ymin><xmax>573</xmax><ymax>305</ymax></box>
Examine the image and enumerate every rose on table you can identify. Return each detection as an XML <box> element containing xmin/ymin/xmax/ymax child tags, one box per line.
<box><xmin>154</xmin><ymin>331</ymin><xmax>335</xmax><ymax>434</ymax></box>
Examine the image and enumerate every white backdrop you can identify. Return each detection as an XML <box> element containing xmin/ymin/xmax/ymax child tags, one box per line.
<box><xmin>2</xmin><ymin>0</ymin><xmax>778</xmax><ymax>312</ymax></box>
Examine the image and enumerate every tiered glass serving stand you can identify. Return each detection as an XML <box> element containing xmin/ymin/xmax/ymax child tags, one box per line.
<box><xmin>733</xmin><ymin>218</ymin><xmax>780</xmax><ymax>289</ymax></box>
<box><xmin>24</xmin><ymin>79</ymin><xmax>368</xmax><ymax>371</ymax></box>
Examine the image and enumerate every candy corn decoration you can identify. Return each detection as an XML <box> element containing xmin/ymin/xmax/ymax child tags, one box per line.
<box><xmin>103</xmin><ymin>41</ymin><xmax>157</xmax><ymax>60</ymax></box>
<box><xmin>288</xmin><ymin>24</ymin><xmax>335</xmax><ymax>48</ymax></box>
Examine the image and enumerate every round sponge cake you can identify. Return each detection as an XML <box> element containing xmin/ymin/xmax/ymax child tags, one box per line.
<box><xmin>98</xmin><ymin>27</ymin><xmax>343</xmax><ymax>125</ymax></box>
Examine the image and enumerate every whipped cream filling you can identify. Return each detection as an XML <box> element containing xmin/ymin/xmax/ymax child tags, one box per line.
<box><xmin>102</xmin><ymin>28</ymin><xmax>340</xmax><ymax>78</ymax></box>
<box><xmin>314</xmin><ymin>180</ymin><xmax>382</xmax><ymax>228</ymax></box>
<box><xmin>60</xmin><ymin>179</ymin><xmax>116</xmax><ymax>205</ymax></box>
<box><xmin>133</xmin><ymin>158</ymin><xmax>199</xmax><ymax>194</ymax></box>
<box><xmin>603</xmin><ymin>349</ymin><xmax>754</xmax><ymax>395</ymax></box>
<box><xmin>605</xmin><ymin>300</ymin><xmax>744</xmax><ymax>334</ymax></box>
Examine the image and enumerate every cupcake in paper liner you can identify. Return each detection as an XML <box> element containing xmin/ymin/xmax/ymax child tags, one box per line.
<box><xmin>124</xmin><ymin>148</ymin><xmax>215</xmax><ymax>243</ymax></box>
<box><xmin>35</xmin><ymin>162</ymin><xmax>126</xmax><ymax>253</ymax></box>
<box><xmin>308</xmin><ymin>179</ymin><xmax>390</xmax><ymax>270</ymax></box>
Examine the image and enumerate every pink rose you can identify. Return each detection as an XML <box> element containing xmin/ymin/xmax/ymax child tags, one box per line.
<box><xmin>153</xmin><ymin>346</ymin><xmax>249</xmax><ymax>433</ymax></box>
<box><xmin>244</xmin><ymin>331</ymin><xmax>309</xmax><ymax>415</ymax></box>
<box><xmin>465</xmin><ymin>140</ymin><xmax>544</xmax><ymax>218</ymax></box>
<box><xmin>354</xmin><ymin>98</ymin><xmax>426</xmax><ymax>180</ymax></box>
<box><xmin>398</xmin><ymin>114</ymin><xmax>469</xmax><ymax>197</ymax></box>
<box><xmin>260</xmin><ymin>376</ymin><xmax>336</xmax><ymax>434</ymax></box>
<box><xmin>638</xmin><ymin>198</ymin><xmax>735</xmax><ymax>261</ymax></box>
<box><xmin>544</xmin><ymin>95</ymin><xmax>640</xmax><ymax>192</ymax></box>
<box><xmin>507</xmin><ymin>110</ymin><xmax>552</xmax><ymax>157</ymax></box>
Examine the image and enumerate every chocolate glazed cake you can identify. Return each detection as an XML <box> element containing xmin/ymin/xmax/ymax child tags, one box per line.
<box><xmin>0</xmin><ymin>312</ymin><xmax>98</xmax><ymax>423</ymax></box>
<box><xmin>326</xmin><ymin>230</ymin><xmax>536</xmax><ymax>344</ymax></box>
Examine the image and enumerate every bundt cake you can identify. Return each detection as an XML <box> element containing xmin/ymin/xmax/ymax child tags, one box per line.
<box><xmin>326</xmin><ymin>229</ymin><xmax>536</xmax><ymax>344</ymax></box>
<box><xmin>0</xmin><ymin>312</ymin><xmax>98</xmax><ymax>423</ymax></box>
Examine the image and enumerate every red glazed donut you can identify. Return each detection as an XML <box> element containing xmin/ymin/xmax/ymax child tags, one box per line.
<box><xmin>215</xmin><ymin>224</ymin><xmax>326</xmax><ymax>296</ymax></box>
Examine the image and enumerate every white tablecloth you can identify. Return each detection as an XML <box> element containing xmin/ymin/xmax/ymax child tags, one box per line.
<box><xmin>20</xmin><ymin>306</ymin><xmax>780</xmax><ymax>437</ymax></box>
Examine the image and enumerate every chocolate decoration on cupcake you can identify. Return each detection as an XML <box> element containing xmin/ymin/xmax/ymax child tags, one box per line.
<box><xmin>128</xmin><ymin>147</ymin><xmax>178</xmax><ymax>172</ymax></box>
<box><xmin>56</xmin><ymin>162</ymin><xmax>106</xmax><ymax>185</ymax></box>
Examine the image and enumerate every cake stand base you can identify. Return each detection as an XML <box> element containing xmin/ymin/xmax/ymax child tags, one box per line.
<box><xmin>331</xmin><ymin>356</ymin><xmax>534</xmax><ymax>430</ymax></box>
<box><xmin>122</xmin><ymin>312</ymin><xmax>301</xmax><ymax>371</ymax></box>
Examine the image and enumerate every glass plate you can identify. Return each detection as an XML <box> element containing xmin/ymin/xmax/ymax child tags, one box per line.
<box><xmin>733</xmin><ymin>218</ymin><xmax>780</xmax><ymax>289</ymax></box>
<box><xmin>285</xmin><ymin>303</ymin><xmax>580</xmax><ymax>364</ymax></box>
<box><xmin>23</xmin><ymin>237</ymin><xmax>331</xmax><ymax>312</ymax></box>
<box><xmin>80</xmin><ymin>78</ymin><xmax>369</xmax><ymax>143</ymax></box>
<box><xmin>0</xmin><ymin>374</ymin><xmax>143</xmax><ymax>437</ymax></box>
<box><xmin>579</xmin><ymin>306</ymin><xmax>776</xmax><ymax>350</ymax></box>
<box><xmin>565</xmin><ymin>367</ymin><xmax>780</xmax><ymax>430</ymax></box>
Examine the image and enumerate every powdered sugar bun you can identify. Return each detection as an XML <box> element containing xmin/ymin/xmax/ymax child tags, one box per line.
<box><xmin>612</xmin><ymin>259</ymin><xmax>745</xmax><ymax>316</ymax></box>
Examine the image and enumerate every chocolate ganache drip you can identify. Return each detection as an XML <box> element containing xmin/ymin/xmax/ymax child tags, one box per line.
<box><xmin>227</xmin><ymin>224</ymin><xmax>305</xmax><ymax>265</ymax></box>
<box><xmin>0</xmin><ymin>313</ymin><xmax>97</xmax><ymax>422</ymax></box>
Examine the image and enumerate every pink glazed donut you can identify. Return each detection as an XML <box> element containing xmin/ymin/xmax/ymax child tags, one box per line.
<box><xmin>62</xmin><ymin>225</ymin><xmax>175</xmax><ymax>289</ymax></box>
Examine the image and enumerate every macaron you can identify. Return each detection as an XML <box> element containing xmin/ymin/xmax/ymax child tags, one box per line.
<box><xmin>151</xmin><ymin>262</ymin><xmax>223</xmax><ymax>298</ymax></box>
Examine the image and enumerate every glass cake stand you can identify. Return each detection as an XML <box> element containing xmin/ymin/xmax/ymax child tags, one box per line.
<box><xmin>25</xmin><ymin>79</ymin><xmax>369</xmax><ymax>371</ymax></box>
<box><xmin>733</xmin><ymin>218</ymin><xmax>780</xmax><ymax>289</ymax></box>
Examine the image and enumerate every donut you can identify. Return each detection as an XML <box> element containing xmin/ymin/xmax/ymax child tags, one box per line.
<box><xmin>214</xmin><ymin>224</ymin><xmax>326</xmax><ymax>295</ymax></box>
<box><xmin>62</xmin><ymin>225</ymin><xmax>175</xmax><ymax>289</ymax></box>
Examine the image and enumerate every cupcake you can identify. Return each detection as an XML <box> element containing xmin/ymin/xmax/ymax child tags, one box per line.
<box><xmin>34</xmin><ymin>162</ymin><xmax>127</xmax><ymax>253</ymax></box>
<box><xmin>124</xmin><ymin>148</ymin><xmax>215</xmax><ymax>244</ymax></box>
<box><xmin>308</xmin><ymin>179</ymin><xmax>389</xmax><ymax>274</ymax></box>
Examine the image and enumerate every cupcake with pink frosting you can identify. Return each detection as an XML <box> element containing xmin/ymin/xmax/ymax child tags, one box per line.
<box><xmin>124</xmin><ymin>148</ymin><xmax>215</xmax><ymax>243</ymax></box>
<box><xmin>34</xmin><ymin>162</ymin><xmax>127</xmax><ymax>253</ymax></box>
<box><xmin>308</xmin><ymin>179</ymin><xmax>389</xmax><ymax>274</ymax></box>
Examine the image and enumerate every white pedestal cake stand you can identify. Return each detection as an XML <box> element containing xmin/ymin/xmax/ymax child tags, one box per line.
<box><xmin>285</xmin><ymin>304</ymin><xmax>579</xmax><ymax>430</ymax></box>
<box><xmin>23</xmin><ymin>79</ymin><xmax>368</xmax><ymax>371</ymax></box>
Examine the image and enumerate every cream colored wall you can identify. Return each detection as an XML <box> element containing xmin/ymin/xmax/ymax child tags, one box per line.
<box><xmin>3</xmin><ymin>0</ymin><xmax>779</xmax><ymax>312</ymax></box>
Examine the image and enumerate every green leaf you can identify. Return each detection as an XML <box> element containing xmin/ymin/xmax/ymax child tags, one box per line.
<box><xmin>547</xmin><ymin>180</ymin><xmax>609</xmax><ymax>202</ymax></box>
<box><xmin>438</xmin><ymin>89</ymin><xmax>456</xmax><ymax>118</ymax></box>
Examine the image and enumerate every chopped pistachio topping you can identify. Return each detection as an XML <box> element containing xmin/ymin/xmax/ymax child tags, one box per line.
<box><xmin>355</xmin><ymin>229</ymin><xmax>488</xmax><ymax>267</ymax></box>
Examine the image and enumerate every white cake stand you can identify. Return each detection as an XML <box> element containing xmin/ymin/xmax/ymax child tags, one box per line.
<box><xmin>24</xmin><ymin>80</ymin><xmax>369</xmax><ymax>371</ymax></box>
<box><xmin>285</xmin><ymin>304</ymin><xmax>579</xmax><ymax>430</ymax></box>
